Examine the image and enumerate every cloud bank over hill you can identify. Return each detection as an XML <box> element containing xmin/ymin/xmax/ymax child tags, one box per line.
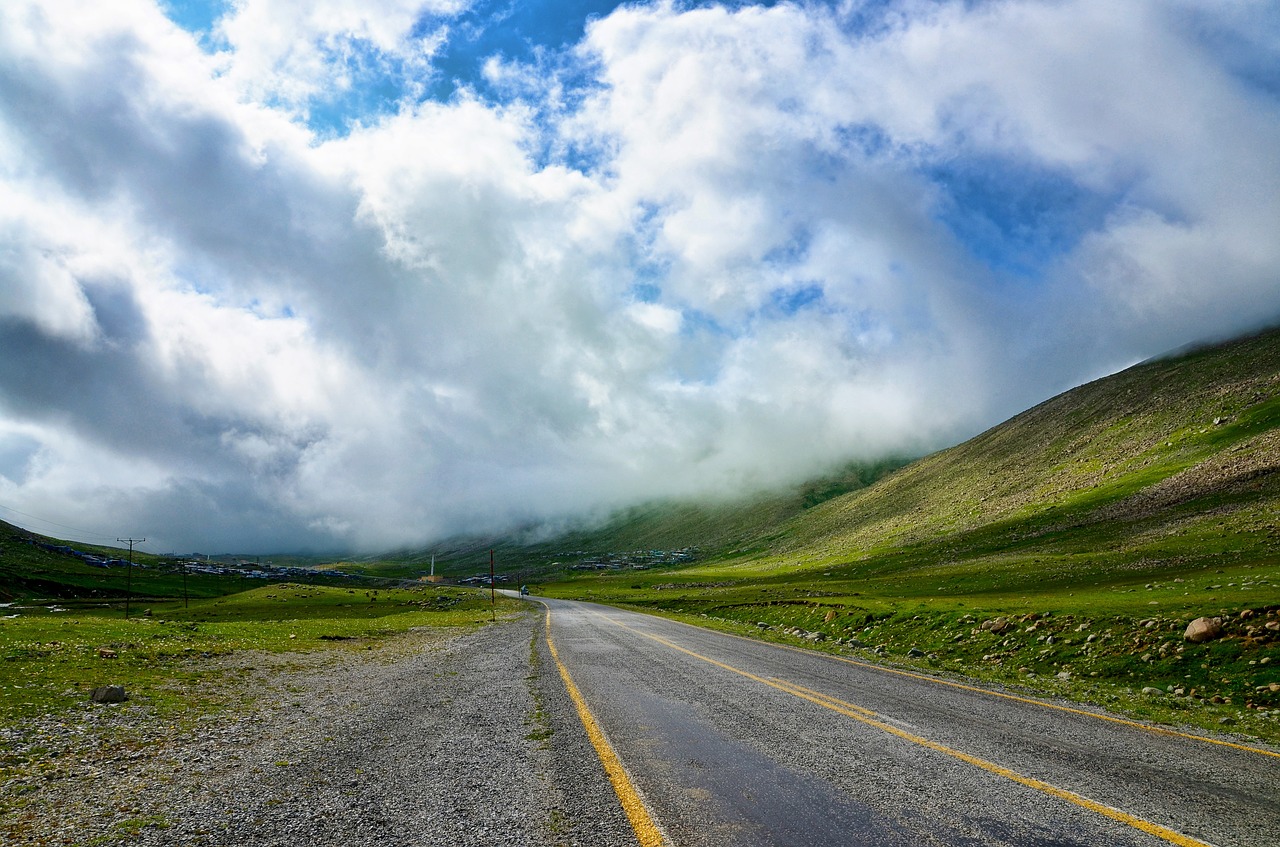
<box><xmin>1</xmin><ymin>0</ymin><xmax>1278</xmax><ymax>552</ymax></box>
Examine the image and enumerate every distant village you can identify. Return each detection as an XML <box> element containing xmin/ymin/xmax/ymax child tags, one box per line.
<box><xmin>560</xmin><ymin>547</ymin><xmax>699</xmax><ymax>572</ymax></box>
<box><xmin>34</xmin><ymin>542</ymin><xmax>364</xmax><ymax>582</ymax></box>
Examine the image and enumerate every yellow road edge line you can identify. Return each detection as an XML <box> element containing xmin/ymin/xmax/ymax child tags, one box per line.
<box><xmin>661</xmin><ymin>611</ymin><xmax>1280</xmax><ymax>759</ymax></box>
<box><xmin>543</xmin><ymin>607</ymin><xmax>666</xmax><ymax>847</ymax></box>
<box><xmin>599</xmin><ymin>613</ymin><xmax>1217</xmax><ymax>847</ymax></box>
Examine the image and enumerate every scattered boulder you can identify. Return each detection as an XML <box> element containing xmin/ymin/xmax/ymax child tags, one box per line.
<box><xmin>980</xmin><ymin>617</ymin><xmax>1011</xmax><ymax>634</ymax></box>
<box><xmin>1141</xmin><ymin>687</ymin><xmax>1164</xmax><ymax>696</ymax></box>
<box><xmin>90</xmin><ymin>685</ymin><xmax>128</xmax><ymax>704</ymax></box>
<box><xmin>907</xmin><ymin>647</ymin><xmax>926</xmax><ymax>658</ymax></box>
<box><xmin>1184</xmin><ymin>617</ymin><xmax>1224</xmax><ymax>643</ymax></box>
<box><xmin>97</xmin><ymin>647</ymin><xmax>118</xmax><ymax>659</ymax></box>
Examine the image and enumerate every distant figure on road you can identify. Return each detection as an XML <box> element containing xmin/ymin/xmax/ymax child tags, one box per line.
<box><xmin>520</xmin><ymin>585</ymin><xmax>529</xmax><ymax>596</ymax></box>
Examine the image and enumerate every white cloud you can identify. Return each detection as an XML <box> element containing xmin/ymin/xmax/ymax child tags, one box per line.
<box><xmin>0</xmin><ymin>0</ymin><xmax>1278</xmax><ymax>551</ymax></box>
<box><xmin>217</xmin><ymin>0</ymin><xmax>464</xmax><ymax>111</ymax></box>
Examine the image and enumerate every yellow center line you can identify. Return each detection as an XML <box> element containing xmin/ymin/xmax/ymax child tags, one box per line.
<box><xmin>663</xmin><ymin>611</ymin><xmax>1280</xmax><ymax>759</ymax></box>
<box><xmin>771</xmin><ymin>679</ymin><xmax>880</xmax><ymax>717</ymax></box>
<box><xmin>542</xmin><ymin>606</ymin><xmax>667</xmax><ymax>847</ymax></box>
<box><xmin>596</xmin><ymin>611</ymin><xmax>1218</xmax><ymax>847</ymax></box>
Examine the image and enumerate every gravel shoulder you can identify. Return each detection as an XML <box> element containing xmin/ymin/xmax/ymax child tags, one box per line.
<box><xmin>2</xmin><ymin>606</ymin><xmax>635</xmax><ymax>846</ymax></box>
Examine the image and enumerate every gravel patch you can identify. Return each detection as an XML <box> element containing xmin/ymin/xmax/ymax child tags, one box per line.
<box><xmin>2</xmin><ymin>607</ymin><xmax>635</xmax><ymax>846</ymax></box>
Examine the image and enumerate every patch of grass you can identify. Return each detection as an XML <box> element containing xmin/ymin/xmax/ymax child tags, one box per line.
<box><xmin>525</xmin><ymin>626</ymin><xmax>554</xmax><ymax>745</ymax></box>
<box><xmin>0</xmin><ymin>583</ymin><xmax>517</xmax><ymax>731</ymax></box>
<box><xmin>115</xmin><ymin>814</ymin><xmax>170</xmax><ymax>836</ymax></box>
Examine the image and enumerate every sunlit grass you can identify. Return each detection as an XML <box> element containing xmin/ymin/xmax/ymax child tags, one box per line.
<box><xmin>0</xmin><ymin>583</ymin><xmax>517</xmax><ymax>729</ymax></box>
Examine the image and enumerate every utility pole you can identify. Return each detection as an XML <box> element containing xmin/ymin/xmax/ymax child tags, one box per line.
<box><xmin>118</xmin><ymin>537</ymin><xmax>145</xmax><ymax>619</ymax></box>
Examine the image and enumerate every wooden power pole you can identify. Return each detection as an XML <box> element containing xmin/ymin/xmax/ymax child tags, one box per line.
<box><xmin>118</xmin><ymin>537</ymin><xmax>145</xmax><ymax>619</ymax></box>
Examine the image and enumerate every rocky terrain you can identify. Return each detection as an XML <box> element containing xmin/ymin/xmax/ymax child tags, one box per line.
<box><xmin>1</xmin><ymin>609</ymin><xmax>635</xmax><ymax>846</ymax></box>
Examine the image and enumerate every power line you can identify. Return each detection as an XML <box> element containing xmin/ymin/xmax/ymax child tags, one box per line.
<box><xmin>0</xmin><ymin>502</ymin><xmax>119</xmax><ymax>542</ymax></box>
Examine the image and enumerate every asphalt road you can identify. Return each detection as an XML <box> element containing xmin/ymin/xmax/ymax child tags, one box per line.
<box><xmin>533</xmin><ymin>596</ymin><xmax>1280</xmax><ymax>847</ymax></box>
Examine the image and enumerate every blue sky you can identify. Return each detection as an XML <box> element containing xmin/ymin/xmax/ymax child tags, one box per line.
<box><xmin>1</xmin><ymin>0</ymin><xmax>1279</xmax><ymax>552</ymax></box>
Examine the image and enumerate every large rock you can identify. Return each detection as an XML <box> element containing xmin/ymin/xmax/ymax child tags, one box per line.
<box><xmin>90</xmin><ymin>685</ymin><xmax>128</xmax><ymax>704</ymax></box>
<box><xmin>1184</xmin><ymin>617</ymin><xmax>1224</xmax><ymax>643</ymax></box>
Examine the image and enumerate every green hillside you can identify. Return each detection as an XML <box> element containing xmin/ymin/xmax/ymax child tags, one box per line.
<box><xmin>776</xmin><ymin>328</ymin><xmax>1280</xmax><ymax>571</ymax></box>
<box><xmin>538</xmin><ymin>327</ymin><xmax>1280</xmax><ymax>740</ymax></box>
<box><xmin>0</xmin><ymin>521</ymin><xmax>382</xmax><ymax>604</ymax></box>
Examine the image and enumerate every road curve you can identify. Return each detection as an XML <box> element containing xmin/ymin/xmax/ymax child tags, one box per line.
<box><xmin>533</xmin><ymin>596</ymin><xmax>1279</xmax><ymax>847</ymax></box>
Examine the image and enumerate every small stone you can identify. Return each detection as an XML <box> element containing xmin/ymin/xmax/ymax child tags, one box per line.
<box><xmin>97</xmin><ymin>647</ymin><xmax>117</xmax><ymax>659</ymax></box>
<box><xmin>1141</xmin><ymin>687</ymin><xmax>1163</xmax><ymax>696</ymax></box>
<box><xmin>907</xmin><ymin>647</ymin><xmax>926</xmax><ymax>658</ymax></box>
<box><xmin>1219</xmin><ymin>717</ymin><xmax>1237</xmax><ymax>726</ymax></box>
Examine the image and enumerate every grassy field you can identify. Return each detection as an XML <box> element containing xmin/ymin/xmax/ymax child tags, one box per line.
<box><xmin>0</xmin><ymin>583</ymin><xmax>520</xmax><ymax>841</ymax></box>
<box><xmin>0</xmin><ymin>583</ymin><xmax>518</xmax><ymax>731</ymax></box>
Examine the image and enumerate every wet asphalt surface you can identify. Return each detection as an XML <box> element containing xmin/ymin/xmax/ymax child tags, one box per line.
<box><xmin>534</xmin><ymin>597</ymin><xmax>1280</xmax><ymax>847</ymax></box>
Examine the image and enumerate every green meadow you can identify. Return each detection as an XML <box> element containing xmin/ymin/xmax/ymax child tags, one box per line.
<box><xmin>0</xmin><ymin>584</ymin><xmax>518</xmax><ymax>729</ymax></box>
